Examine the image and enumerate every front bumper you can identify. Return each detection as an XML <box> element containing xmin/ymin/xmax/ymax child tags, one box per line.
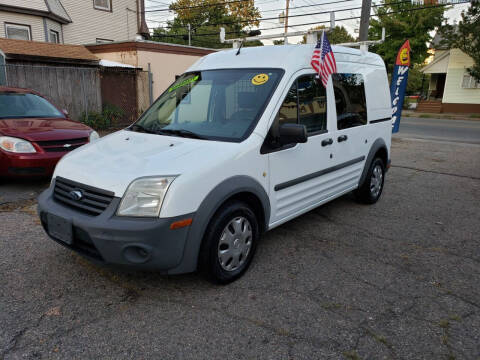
<box><xmin>37</xmin><ymin>185</ymin><xmax>194</xmax><ymax>272</ymax></box>
<box><xmin>0</xmin><ymin>150</ymin><xmax>64</xmax><ymax>177</ymax></box>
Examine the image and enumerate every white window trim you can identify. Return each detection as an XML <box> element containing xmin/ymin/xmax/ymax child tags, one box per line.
<box><xmin>461</xmin><ymin>72</ymin><xmax>480</xmax><ymax>89</ymax></box>
<box><xmin>49</xmin><ymin>30</ymin><xmax>60</xmax><ymax>43</ymax></box>
<box><xmin>96</xmin><ymin>38</ymin><xmax>114</xmax><ymax>44</ymax></box>
<box><xmin>5</xmin><ymin>23</ymin><xmax>32</xmax><ymax>41</ymax></box>
<box><xmin>93</xmin><ymin>0</ymin><xmax>112</xmax><ymax>12</ymax></box>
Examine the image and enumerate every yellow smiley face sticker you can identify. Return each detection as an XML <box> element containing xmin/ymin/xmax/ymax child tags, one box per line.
<box><xmin>252</xmin><ymin>73</ymin><xmax>269</xmax><ymax>86</ymax></box>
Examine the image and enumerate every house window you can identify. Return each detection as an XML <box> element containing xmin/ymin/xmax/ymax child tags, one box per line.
<box><xmin>5</xmin><ymin>23</ymin><xmax>31</xmax><ymax>41</ymax></box>
<box><xmin>49</xmin><ymin>30</ymin><xmax>60</xmax><ymax>43</ymax></box>
<box><xmin>461</xmin><ymin>73</ymin><xmax>480</xmax><ymax>89</ymax></box>
<box><xmin>94</xmin><ymin>0</ymin><xmax>112</xmax><ymax>11</ymax></box>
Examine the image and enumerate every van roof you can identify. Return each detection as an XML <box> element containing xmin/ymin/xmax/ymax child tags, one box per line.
<box><xmin>189</xmin><ymin>44</ymin><xmax>385</xmax><ymax>73</ymax></box>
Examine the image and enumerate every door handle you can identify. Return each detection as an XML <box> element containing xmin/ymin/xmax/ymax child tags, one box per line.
<box><xmin>338</xmin><ymin>135</ymin><xmax>348</xmax><ymax>142</ymax></box>
<box><xmin>321</xmin><ymin>138</ymin><xmax>333</xmax><ymax>147</ymax></box>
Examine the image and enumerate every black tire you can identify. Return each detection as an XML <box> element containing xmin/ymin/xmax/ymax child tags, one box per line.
<box><xmin>355</xmin><ymin>157</ymin><xmax>385</xmax><ymax>204</ymax></box>
<box><xmin>199</xmin><ymin>201</ymin><xmax>259</xmax><ymax>284</ymax></box>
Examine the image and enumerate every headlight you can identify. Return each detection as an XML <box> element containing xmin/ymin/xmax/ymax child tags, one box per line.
<box><xmin>117</xmin><ymin>176</ymin><xmax>176</xmax><ymax>217</ymax></box>
<box><xmin>89</xmin><ymin>131</ymin><xmax>100</xmax><ymax>142</ymax></box>
<box><xmin>0</xmin><ymin>136</ymin><xmax>36</xmax><ymax>153</ymax></box>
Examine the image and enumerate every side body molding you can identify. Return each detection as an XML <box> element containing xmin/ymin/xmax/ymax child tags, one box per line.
<box><xmin>168</xmin><ymin>175</ymin><xmax>271</xmax><ymax>274</ymax></box>
<box><xmin>358</xmin><ymin>138</ymin><xmax>389</xmax><ymax>187</ymax></box>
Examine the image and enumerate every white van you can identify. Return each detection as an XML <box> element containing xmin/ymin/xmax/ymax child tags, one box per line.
<box><xmin>38</xmin><ymin>44</ymin><xmax>392</xmax><ymax>283</ymax></box>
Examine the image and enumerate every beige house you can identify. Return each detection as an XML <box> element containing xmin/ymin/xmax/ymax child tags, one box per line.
<box><xmin>419</xmin><ymin>34</ymin><xmax>480</xmax><ymax>113</ymax></box>
<box><xmin>87</xmin><ymin>40</ymin><xmax>216</xmax><ymax>99</ymax></box>
<box><xmin>0</xmin><ymin>0</ymin><xmax>149</xmax><ymax>45</ymax></box>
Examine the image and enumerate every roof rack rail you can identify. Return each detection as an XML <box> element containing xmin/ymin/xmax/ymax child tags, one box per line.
<box><xmin>220</xmin><ymin>25</ymin><xmax>385</xmax><ymax>51</ymax></box>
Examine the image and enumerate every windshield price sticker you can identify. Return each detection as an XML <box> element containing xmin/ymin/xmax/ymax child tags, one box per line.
<box><xmin>252</xmin><ymin>74</ymin><xmax>269</xmax><ymax>86</ymax></box>
<box><xmin>169</xmin><ymin>75</ymin><xmax>199</xmax><ymax>92</ymax></box>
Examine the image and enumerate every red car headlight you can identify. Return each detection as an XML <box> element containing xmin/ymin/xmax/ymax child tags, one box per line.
<box><xmin>0</xmin><ymin>136</ymin><xmax>37</xmax><ymax>153</ymax></box>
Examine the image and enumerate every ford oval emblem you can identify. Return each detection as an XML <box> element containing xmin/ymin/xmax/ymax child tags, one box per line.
<box><xmin>69</xmin><ymin>190</ymin><xmax>83</xmax><ymax>201</ymax></box>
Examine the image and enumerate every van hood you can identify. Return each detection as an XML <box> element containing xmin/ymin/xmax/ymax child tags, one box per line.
<box><xmin>53</xmin><ymin>130</ymin><xmax>240</xmax><ymax>197</ymax></box>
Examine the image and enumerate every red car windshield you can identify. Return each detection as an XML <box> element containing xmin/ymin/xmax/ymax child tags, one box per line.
<box><xmin>0</xmin><ymin>93</ymin><xmax>64</xmax><ymax>119</ymax></box>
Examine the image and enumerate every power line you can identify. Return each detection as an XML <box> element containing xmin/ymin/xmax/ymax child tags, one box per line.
<box><xmin>145</xmin><ymin>0</ymin><xmax>359</xmax><ymax>24</ymax></box>
<box><xmin>149</xmin><ymin>0</ymin><xmax>409</xmax><ymax>28</ymax></box>
<box><xmin>145</xmin><ymin>0</ymin><xmax>273</xmax><ymax>12</ymax></box>
<box><xmin>149</xmin><ymin>1</ymin><xmax>469</xmax><ymax>39</ymax></box>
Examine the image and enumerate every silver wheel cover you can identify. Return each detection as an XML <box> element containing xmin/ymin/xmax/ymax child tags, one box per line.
<box><xmin>218</xmin><ymin>216</ymin><xmax>252</xmax><ymax>272</ymax></box>
<box><xmin>370</xmin><ymin>164</ymin><xmax>383</xmax><ymax>198</ymax></box>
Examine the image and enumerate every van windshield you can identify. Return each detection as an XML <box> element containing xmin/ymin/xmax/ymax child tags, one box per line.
<box><xmin>131</xmin><ymin>69</ymin><xmax>283</xmax><ymax>142</ymax></box>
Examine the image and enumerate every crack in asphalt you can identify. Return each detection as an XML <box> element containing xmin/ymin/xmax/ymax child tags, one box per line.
<box><xmin>1</xmin><ymin>314</ymin><xmax>46</xmax><ymax>359</ymax></box>
<box><xmin>391</xmin><ymin>165</ymin><xmax>480</xmax><ymax>180</ymax></box>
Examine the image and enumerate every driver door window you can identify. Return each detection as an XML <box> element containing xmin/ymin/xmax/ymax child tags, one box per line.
<box><xmin>277</xmin><ymin>74</ymin><xmax>327</xmax><ymax>134</ymax></box>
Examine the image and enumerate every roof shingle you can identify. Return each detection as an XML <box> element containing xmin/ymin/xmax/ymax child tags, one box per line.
<box><xmin>0</xmin><ymin>38</ymin><xmax>99</xmax><ymax>63</ymax></box>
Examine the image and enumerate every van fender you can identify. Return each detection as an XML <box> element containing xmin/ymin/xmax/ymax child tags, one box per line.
<box><xmin>358</xmin><ymin>138</ymin><xmax>388</xmax><ymax>187</ymax></box>
<box><xmin>167</xmin><ymin>175</ymin><xmax>271</xmax><ymax>274</ymax></box>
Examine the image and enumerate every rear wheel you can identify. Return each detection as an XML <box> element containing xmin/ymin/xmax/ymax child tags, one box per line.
<box><xmin>199</xmin><ymin>201</ymin><xmax>259</xmax><ymax>284</ymax></box>
<box><xmin>355</xmin><ymin>157</ymin><xmax>385</xmax><ymax>204</ymax></box>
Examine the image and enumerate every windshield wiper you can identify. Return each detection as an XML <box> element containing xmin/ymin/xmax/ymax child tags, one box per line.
<box><xmin>129</xmin><ymin>124</ymin><xmax>157</xmax><ymax>134</ymax></box>
<box><xmin>156</xmin><ymin>129</ymin><xmax>206</xmax><ymax>140</ymax></box>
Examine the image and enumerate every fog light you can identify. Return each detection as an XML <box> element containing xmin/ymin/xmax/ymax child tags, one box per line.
<box><xmin>122</xmin><ymin>245</ymin><xmax>152</xmax><ymax>264</ymax></box>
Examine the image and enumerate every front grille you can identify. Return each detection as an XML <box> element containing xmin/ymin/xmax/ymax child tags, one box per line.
<box><xmin>36</xmin><ymin>137</ymin><xmax>88</xmax><ymax>153</ymax></box>
<box><xmin>53</xmin><ymin>177</ymin><xmax>114</xmax><ymax>216</ymax></box>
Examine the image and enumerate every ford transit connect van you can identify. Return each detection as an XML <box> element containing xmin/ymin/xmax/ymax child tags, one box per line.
<box><xmin>38</xmin><ymin>44</ymin><xmax>392</xmax><ymax>283</ymax></box>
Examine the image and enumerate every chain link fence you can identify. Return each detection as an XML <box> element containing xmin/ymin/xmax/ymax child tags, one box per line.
<box><xmin>1</xmin><ymin>63</ymin><xmax>152</xmax><ymax>130</ymax></box>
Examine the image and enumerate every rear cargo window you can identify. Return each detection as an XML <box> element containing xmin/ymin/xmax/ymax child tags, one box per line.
<box><xmin>332</xmin><ymin>73</ymin><xmax>367</xmax><ymax>130</ymax></box>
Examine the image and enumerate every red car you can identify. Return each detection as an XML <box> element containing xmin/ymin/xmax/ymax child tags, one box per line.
<box><xmin>0</xmin><ymin>87</ymin><xmax>98</xmax><ymax>177</ymax></box>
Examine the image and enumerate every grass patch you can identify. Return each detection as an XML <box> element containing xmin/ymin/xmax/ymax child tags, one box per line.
<box><xmin>322</xmin><ymin>302</ymin><xmax>343</xmax><ymax>310</ymax></box>
<box><xmin>439</xmin><ymin>319</ymin><xmax>450</xmax><ymax>329</ymax></box>
<box><xmin>366</xmin><ymin>328</ymin><xmax>390</xmax><ymax>347</ymax></box>
<box><xmin>343</xmin><ymin>350</ymin><xmax>361</xmax><ymax>360</ymax></box>
<box><xmin>419</xmin><ymin>114</ymin><xmax>433</xmax><ymax>118</ymax></box>
<box><xmin>469</xmin><ymin>113</ymin><xmax>480</xmax><ymax>118</ymax></box>
<box><xmin>449</xmin><ymin>314</ymin><xmax>461</xmax><ymax>321</ymax></box>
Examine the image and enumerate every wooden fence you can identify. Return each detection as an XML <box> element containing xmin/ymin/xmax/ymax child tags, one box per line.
<box><xmin>4</xmin><ymin>63</ymin><xmax>101</xmax><ymax>121</ymax></box>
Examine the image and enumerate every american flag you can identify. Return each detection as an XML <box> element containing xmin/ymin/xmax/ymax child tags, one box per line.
<box><xmin>310</xmin><ymin>31</ymin><xmax>337</xmax><ymax>88</ymax></box>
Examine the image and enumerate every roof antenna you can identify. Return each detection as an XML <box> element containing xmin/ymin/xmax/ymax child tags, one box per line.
<box><xmin>236</xmin><ymin>40</ymin><xmax>244</xmax><ymax>56</ymax></box>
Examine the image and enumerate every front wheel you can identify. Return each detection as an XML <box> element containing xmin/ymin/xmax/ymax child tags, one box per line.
<box><xmin>355</xmin><ymin>157</ymin><xmax>385</xmax><ymax>204</ymax></box>
<box><xmin>199</xmin><ymin>201</ymin><xmax>259</xmax><ymax>284</ymax></box>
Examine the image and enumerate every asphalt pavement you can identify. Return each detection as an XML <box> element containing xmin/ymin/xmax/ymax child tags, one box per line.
<box><xmin>1</xmin><ymin>117</ymin><xmax>479</xmax><ymax>359</ymax></box>
<box><xmin>394</xmin><ymin>117</ymin><xmax>480</xmax><ymax>144</ymax></box>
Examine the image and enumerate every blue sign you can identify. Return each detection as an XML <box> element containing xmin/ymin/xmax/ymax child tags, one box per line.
<box><xmin>390</xmin><ymin>40</ymin><xmax>411</xmax><ymax>133</ymax></box>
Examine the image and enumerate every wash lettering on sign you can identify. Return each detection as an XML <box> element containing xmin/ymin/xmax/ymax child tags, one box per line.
<box><xmin>390</xmin><ymin>40</ymin><xmax>411</xmax><ymax>133</ymax></box>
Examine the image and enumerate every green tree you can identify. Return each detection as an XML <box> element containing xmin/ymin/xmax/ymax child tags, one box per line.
<box><xmin>300</xmin><ymin>25</ymin><xmax>355</xmax><ymax>44</ymax></box>
<box><xmin>152</xmin><ymin>0</ymin><xmax>261</xmax><ymax>48</ymax></box>
<box><xmin>440</xmin><ymin>2</ymin><xmax>480</xmax><ymax>81</ymax></box>
<box><xmin>406</xmin><ymin>64</ymin><xmax>428</xmax><ymax>95</ymax></box>
<box><xmin>369</xmin><ymin>0</ymin><xmax>446</xmax><ymax>73</ymax></box>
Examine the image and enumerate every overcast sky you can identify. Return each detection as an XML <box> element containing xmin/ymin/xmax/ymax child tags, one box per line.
<box><xmin>144</xmin><ymin>0</ymin><xmax>471</xmax><ymax>46</ymax></box>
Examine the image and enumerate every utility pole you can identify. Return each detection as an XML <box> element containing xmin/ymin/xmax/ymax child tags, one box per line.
<box><xmin>359</xmin><ymin>0</ymin><xmax>372</xmax><ymax>41</ymax></box>
<box><xmin>187</xmin><ymin>23</ymin><xmax>191</xmax><ymax>46</ymax></box>
<box><xmin>284</xmin><ymin>0</ymin><xmax>290</xmax><ymax>33</ymax></box>
<box><xmin>284</xmin><ymin>0</ymin><xmax>290</xmax><ymax>44</ymax></box>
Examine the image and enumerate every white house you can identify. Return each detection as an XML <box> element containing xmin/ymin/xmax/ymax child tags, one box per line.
<box><xmin>419</xmin><ymin>32</ymin><xmax>480</xmax><ymax>113</ymax></box>
<box><xmin>0</xmin><ymin>0</ymin><xmax>149</xmax><ymax>45</ymax></box>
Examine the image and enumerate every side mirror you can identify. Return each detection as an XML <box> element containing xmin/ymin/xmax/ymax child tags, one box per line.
<box><xmin>62</xmin><ymin>109</ymin><xmax>69</xmax><ymax>116</ymax></box>
<box><xmin>278</xmin><ymin>123</ymin><xmax>308</xmax><ymax>146</ymax></box>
